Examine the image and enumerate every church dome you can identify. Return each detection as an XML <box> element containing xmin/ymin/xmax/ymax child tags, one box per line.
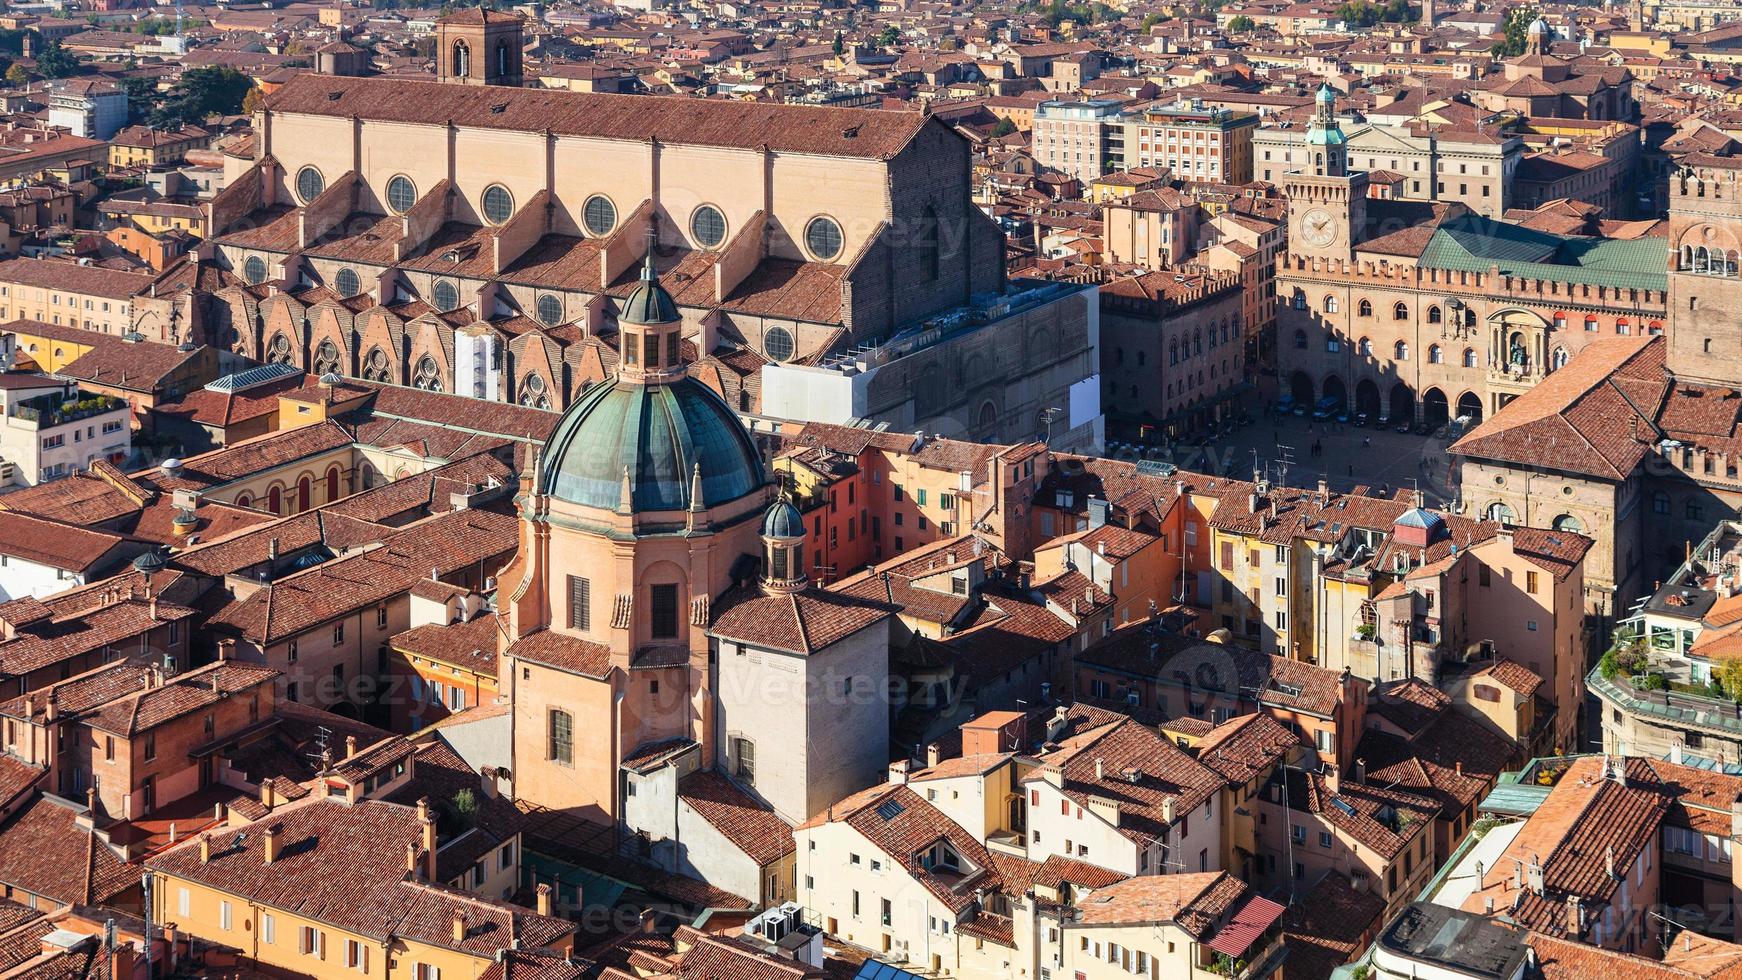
<box><xmin>1527</xmin><ymin>16</ymin><xmax>1548</xmax><ymax>33</ymax></box>
<box><xmin>762</xmin><ymin>495</ymin><xmax>805</xmax><ymax>539</ymax></box>
<box><xmin>620</xmin><ymin>271</ymin><xmax>680</xmax><ymax>326</ymax></box>
<box><xmin>1315</xmin><ymin>83</ymin><xmax>1337</xmax><ymax>104</ymax></box>
<box><xmin>539</xmin><ymin>376</ymin><xmax>766</xmax><ymax>512</ymax></box>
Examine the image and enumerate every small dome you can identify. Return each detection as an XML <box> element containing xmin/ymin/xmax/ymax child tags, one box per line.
<box><xmin>132</xmin><ymin>550</ymin><xmax>167</xmax><ymax>574</ymax></box>
<box><xmin>620</xmin><ymin>264</ymin><xmax>680</xmax><ymax>325</ymax></box>
<box><xmin>1316</xmin><ymin>83</ymin><xmax>1336</xmax><ymax>104</ymax></box>
<box><xmin>540</xmin><ymin>377</ymin><xmax>766</xmax><ymax>512</ymax></box>
<box><xmin>762</xmin><ymin>496</ymin><xmax>804</xmax><ymax>539</ymax></box>
<box><xmin>1527</xmin><ymin>17</ymin><xmax>1548</xmax><ymax>33</ymax></box>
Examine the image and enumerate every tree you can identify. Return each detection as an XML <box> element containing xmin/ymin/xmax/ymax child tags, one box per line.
<box><xmin>34</xmin><ymin>40</ymin><xmax>81</xmax><ymax>79</ymax></box>
<box><xmin>1141</xmin><ymin>11</ymin><xmax>1170</xmax><ymax>29</ymax></box>
<box><xmin>832</xmin><ymin>30</ymin><xmax>844</xmax><ymax>56</ymax></box>
<box><xmin>1491</xmin><ymin>7</ymin><xmax>1536</xmax><ymax>57</ymax></box>
<box><xmin>241</xmin><ymin>86</ymin><xmax>265</xmax><ymax>115</ymax></box>
<box><xmin>1228</xmin><ymin>14</ymin><xmax>1255</xmax><ymax>30</ymax></box>
<box><xmin>1</xmin><ymin>63</ymin><xmax>22</xmax><ymax>88</ymax></box>
<box><xmin>992</xmin><ymin>116</ymin><xmax>1016</xmax><ymax>137</ymax></box>
<box><xmin>1716</xmin><ymin>658</ymin><xmax>1742</xmax><ymax>701</ymax></box>
<box><xmin>876</xmin><ymin>24</ymin><xmax>900</xmax><ymax>47</ymax></box>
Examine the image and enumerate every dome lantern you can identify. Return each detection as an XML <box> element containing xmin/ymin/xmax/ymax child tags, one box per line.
<box><xmin>617</xmin><ymin>250</ymin><xmax>686</xmax><ymax>386</ymax></box>
<box><xmin>760</xmin><ymin>492</ymin><xmax>807</xmax><ymax>594</ymax></box>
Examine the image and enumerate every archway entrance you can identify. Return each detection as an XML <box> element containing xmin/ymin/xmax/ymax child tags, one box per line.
<box><xmin>1423</xmin><ymin>388</ymin><xmax>1449</xmax><ymax>427</ymax></box>
<box><xmin>1389</xmin><ymin>383</ymin><xmax>1414</xmax><ymax>424</ymax></box>
<box><xmin>1290</xmin><ymin>371</ymin><xmax>1314</xmax><ymax>405</ymax></box>
<box><xmin>1457</xmin><ymin>391</ymin><xmax>1484</xmax><ymax>423</ymax></box>
<box><xmin>1355</xmin><ymin>379</ymin><xmax>1381</xmax><ymax>418</ymax></box>
<box><xmin>1322</xmin><ymin>375</ymin><xmax>1347</xmax><ymax>409</ymax></box>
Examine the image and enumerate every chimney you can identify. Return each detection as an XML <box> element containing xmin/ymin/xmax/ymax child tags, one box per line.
<box><xmin>926</xmin><ymin>743</ymin><xmax>941</xmax><ymax>769</ymax></box>
<box><xmin>1605</xmin><ymin>845</ymin><xmax>1615</xmax><ymax>879</ymax></box>
<box><xmin>1094</xmin><ymin>758</ymin><xmax>1105</xmax><ymax>780</ymax></box>
<box><xmin>217</xmin><ymin>638</ymin><xmax>234</xmax><ymax>662</ymax></box>
<box><xmin>1354</xmin><ymin>758</ymin><xmax>1367</xmax><ymax>783</ymax></box>
<box><xmin>536</xmin><ymin>883</ymin><xmax>553</xmax><ymax>917</ymax></box>
<box><xmin>263</xmin><ymin>825</ymin><xmax>280</xmax><ymax>864</ymax></box>
<box><xmin>260</xmin><ymin>781</ymin><xmax>275</xmax><ymax>812</ymax></box>
<box><xmin>406</xmin><ymin>842</ymin><xmax>420</xmax><ymax>875</ymax></box>
<box><xmin>451</xmin><ymin>911</ymin><xmax>467</xmax><ymax>945</ymax></box>
<box><xmin>479</xmin><ymin>766</ymin><xmax>498</xmax><ymax>800</ymax></box>
<box><xmin>345</xmin><ymin>735</ymin><xmax>358</xmax><ymax>759</ymax></box>
<box><xmin>109</xmin><ymin>942</ymin><xmax>137</xmax><ymax>980</ymax></box>
<box><xmin>418</xmin><ymin>798</ymin><xmax>438</xmax><ymax>880</ymax></box>
<box><xmin>198</xmin><ymin>833</ymin><xmax>212</xmax><ymax>864</ymax></box>
<box><xmin>1162</xmin><ymin>795</ymin><xmax>1175</xmax><ymax>823</ymax></box>
<box><xmin>1565</xmin><ymin>895</ymin><xmax>1583</xmax><ymax>936</ymax></box>
<box><xmin>888</xmin><ymin>759</ymin><xmax>910</xmax><ymax>785</ymax></box>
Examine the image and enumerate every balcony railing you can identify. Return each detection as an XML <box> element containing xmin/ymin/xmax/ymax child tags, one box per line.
<box><xmin>13</xmin><ymin>392</ymin><xmax>128</xmax><ymax>428</ymax></box>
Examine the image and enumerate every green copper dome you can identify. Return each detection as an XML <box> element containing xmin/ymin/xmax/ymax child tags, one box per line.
<box><xmin>762</xmin><ymin>496</ymin><xmax>805</xmax><ymax>539</ymax></box>
<box><xmin>620</xmin><ymin>263</ymin><xmax>681</xmax><ymax>325</ymax></box>
<box><xmin>539</xmin><ymin>376</ymin><xmax>766</xmax><ymax>513</ymax></box>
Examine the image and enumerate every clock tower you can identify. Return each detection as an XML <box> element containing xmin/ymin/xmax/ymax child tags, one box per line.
<box><xmin>1282</xmin><ymin>85</ymin><xmax>1368</xmax><ymax>262</ymax></box>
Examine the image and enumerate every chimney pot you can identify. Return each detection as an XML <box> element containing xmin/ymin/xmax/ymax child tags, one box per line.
<box><xmin>263</xmin><ymin>826</ymin><xmax>280</xmax><ymax>864</ymax></box>
<box><xmin>452</xmin><ymin>911</ymin><xmax>467</xmax><ymax>944</ymax></box>
<box><xmin>536</xmin><ymin>883</ymin><xmax>552</xmax><ymax>917</ymax></box>
<box><xmin>198</xmin><ymin>833</ymin><xmax>212</xmax><ymax>864</ymax></box>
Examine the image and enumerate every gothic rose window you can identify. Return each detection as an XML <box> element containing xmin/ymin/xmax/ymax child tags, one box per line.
<box><xmin>363</xmin><ymin>347</ymin><xmax>391</xmax><ymax>383</ymax></box>
<box><xmin>266</xmin><ymin>334</ymin><xmax>294</xmax><ymax>365</ymax></box>
<box><xmin>519</xmin><ymin>373</ymin><xmax>551</xmax><ymax>410</ymax></box>
<box><xmin>313</xmin><ymin>340</ymin><xmax>342</xmax><ymax>377</ymax></box>
<box><xmin>412</xmin><ymin>355</ymin><xmax>442</xmax><ymax>392</ymax></box>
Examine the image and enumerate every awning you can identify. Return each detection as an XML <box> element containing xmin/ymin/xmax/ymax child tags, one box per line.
<box><xmin>1206</xmin><ymin>895</ymin><xmax>1287</xmax><ymax>957</ymax></box>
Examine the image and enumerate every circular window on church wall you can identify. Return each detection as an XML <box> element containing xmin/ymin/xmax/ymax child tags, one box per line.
<box><xmin>242</xmin><ymin>256</ymin><xmax>266</xmax><ymax>285</ymax></box>
<box><xmin>691</xmin><ymin>205</ymin><xmax>727</xmax><ymax>249</ymax></box>
<box><xmin>805</xmin><ymin>216</ymin><xmax>843</xmax><ymax>261</ymax></box>
<box><xmin>583</xmin><ymin>195</ymin><xmax>617</xmax><ymax>237</ymax></box>
<box><xmin>296</xmin><ymin>166</ymin><xmax>325</xmax><ymax>204</ymax></box>
<box><xmin>764</xmin><ymin>326</ymin><xmax>795</xmax><ymax>362</ymax></box>
<box><xmin>536</xmin><ymin>293</ymin><xmax>563</xmax><ymax>326</ymax></box>
<box><xmin>386</xmin><ymin>175</ymin><xmax>417</xmax><ymax>215</ymax></box>
<box><xmin>432</xmin><ymin>279</ymin><xmax>460</xmax><ymax>312</ymax></box>
<box><xmin>334</xmin><ymin>267</ymin><xmax>360</xmax><ymax>298</ymax></box>
<box><xmin>482</xmin><ymin>185</ymin><xmax>514</xmax><ymax>225</ymax></box>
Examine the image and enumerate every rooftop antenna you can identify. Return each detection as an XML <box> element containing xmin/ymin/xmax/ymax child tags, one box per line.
<box><xmin>305</xmin><ymin>724</ymin><xmax>333</xmax><ymax>770</ymax></box>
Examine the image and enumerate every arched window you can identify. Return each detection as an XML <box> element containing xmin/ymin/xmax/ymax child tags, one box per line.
<box><xmin>266</xmin><ymin>334</ymin><xmax>294</xmax><ymax>366</ymax></box>
<box><xmin>1553</xmin><ymin>313</ymin><xmax>1567</xmax><ymax>331</ymax></box>
<box><xmin>1292</xmin><ymin>289</ymin><xmax>1307</xmax><ymax>310</ymax></box>
<box><xmin>235</xmin><ymin>493</ymin><xmax>252</xmax><ymax>508</ymax></box>
<box><xmin>1324</xmin><ymin>295</ymin><xmax>1340</xmax><ymax>313</ymax></box>
<box><xmin>1393</xmin><ymin>301</ymin><xmax>1408</xmax><ymax>321</ymax></box>
<box><xmin>1193</xmin><ymin>331</ymin><xmax>1203</xmax><ymax>356</ymax></box>
<box><xmin>496</xmin><ymin>39</ymin><xmax>512</xmax><ymax>78</ymax></box>
<box><xmin>1293</xmin><ymin>329</ymin><xmax>1307</xmax><ymax>349</ymax></box>
<box><xmin>1357</xmin><ymin>337</ymin><xmax>1372</xmax><ymax>357</ymax></box>
<box><xmin>1462</xmin><ymin>347</ymin><xmax>1477</xmax><ymax>368</ymax></box>
<box><xmin>1427</xmin><ymin>305</ymin><xmax>1442</xmax><ymax>324</ymax></box>
<box><xmin>313</xmin><ymin>339</ymin><xmax>341</xmax><ymax>376</ymax></box>
<box><xmin>267</xmin><ymin>485</ymin><xmax>283</xmax><ymax>515</ymax></box>
<box><xmin>1358</xmin><ymin>299</ymin><xmax>1372</xmax><ymax>317</ymax></box>
<box><xmin>1584</xmin><ymin>315</ymin><xmax>1598</xmax><ymax>332</ymax></box>
<box><xmin>452</xmin><ymin>40</ymin><xmax>470</xmax><ymax>78</ymax></box>
<box><xmin>326</xmin><ymin>466</ymin><xmax>341</xmax><ymax>502</ymax></box>
<box><xmin>519</xmin><ymin>373</ymin><xmax>551</xmax><ymax>409</ymax></box>
<box><xmin>1429</xmin><ymin>344</ymin><xmax>1443</xmax><ymax>364</ymax></box>
<box><xmin>412</xmin><ymin>355</ymin><xmax>442</xmax><ymax>392</ymax></box>
<box><xmin>1696</xmin><ymin>246</ymin><xmax>1711</xmax><ymax>273</ymax></box>
<box><xmin>978</xmin><ymin>400</ymin><xmax>997</xmax><ymax>430</ymax></box>
<box><xmin>1487</xmin><ymin>502</ymin><xmax>1515</xmax><ymax>525</ymax></box>
<box><xmin>1652</xmin><ymin>491</ymin><xmax>1670</xmax><ymax>514</ymax></box>
<box><xmin>1394</xmin><ymin>340</ymin><xmax>1409</xmax><ymax>361</ymax></box>
<box><xmin>1550</xmin><ymin>347</ymin><xmax>1569</xmax><ymax>371</ymax></box>
<box><xmin>1552</xmin><ymin>514</ymin><xmax>1583</xmax><ymax>534</ymax></box>
<box><xmin>296</xmin><ymin>476</ymin><xmax>311</xmax><ymax>513</ymax></box>
<box><xmin>1170</xmin><ymin>340</ymin><xmax>1180</xmax><ymax>365</ymax></box>
<box><xmin>362</xmin><ymin>347</ymin><xmax>390</xmax><ymax>383</ymax></box>
<box><xmin>1115</xmin><ymin>347</ymin><xmax>1125</xmax><ymax>366</ymax></box>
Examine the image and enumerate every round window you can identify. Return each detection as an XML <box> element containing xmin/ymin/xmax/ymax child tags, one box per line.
<box><xmin>482</xmin><ymin>185</ymin><xmax>514</xmax><ymax>225</ymax></box>
<box><xmin>432</xmin><ymin>280</ymin><xmax>459</xmax><ymax>312</ymax></box>
<box><xmin>805</xmin><ymin>216</ymin><xmax>843</xmax><ymax>261</ymax></box>
<box><xmin>691</xmin><ymin>205</ymin><xmax>727</xmax><ymax>249</ymax></box>
<box><xmin>242</xmin><ymin>256</ymin><xmax>266</xmax><ymax>285</ymax></box>
<box><xmin>583</xmin><ymin>195</ymin><xmax>617</xmax><ymax>237</ymax></box>
<box><xmin>386</xmin><ymin>175</ymin><xmax>417</xmax><ymax>215</ymax></box>
<box><xmin>296</xmin><ymin>166</ymin><xmax>325</xmax><ymax>204</ymax></box>
<box><xmin>334</xmin><ymin>267</ymin><xmax>360</xmax><ymax>298</ymax></box>
<box><xmin>535</xmin><ymin>293</ymin><xmax>563</xmax><ymax>325</ymax></box>
<box><xmin>765</xmin><ymin>325</ymin><xmax>795</xmax><ymax>362</ymax></box>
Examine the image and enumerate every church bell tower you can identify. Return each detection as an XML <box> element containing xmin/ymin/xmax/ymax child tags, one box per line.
<box><xmin>1281</xmin><ymin>85</ymin><xmax>1369</xmax><ymax>262</ymax></box>
<box><xmin>435</xmin><ymin>8</ymin><xmax>525</xmax><ymax>87</ymax></box>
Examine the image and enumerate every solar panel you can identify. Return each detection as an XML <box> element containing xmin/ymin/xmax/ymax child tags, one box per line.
<box><xmin>1331</xmin><ymin>798</ymin><xmax>1358</xmax><ymax>818</ymax></box>
<box><xmin>854</xmin><ymin>961</ymin><xmax>926</xmax><ymax>980</ymax></box>
<box><xmin>874</xmin><ymin>798</ymin><xmax>906</xmax><ymax>821</ymax></box>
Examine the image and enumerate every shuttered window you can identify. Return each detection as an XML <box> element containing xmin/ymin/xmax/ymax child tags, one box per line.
<box><xmin>567</xmin><ymin>575</ymin><xmax>590</xmax><ymax>631</ymax></box>
<box><xmin>650</xmin><ymin>584</ymin><xmax>679</xmax><ymax>639</ymax></box>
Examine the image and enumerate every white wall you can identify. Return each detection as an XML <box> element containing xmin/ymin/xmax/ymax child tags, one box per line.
<box><xmin>0</xmin><ymin>554</ymin><xmax>81</xmax><ymax>603</ymax></box>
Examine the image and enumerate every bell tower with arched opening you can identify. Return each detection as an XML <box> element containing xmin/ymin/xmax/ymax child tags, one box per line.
<box><xmin>435</xmin><ymin>8</ymin><xmax>524</xmax><ymax>87</ymax></box>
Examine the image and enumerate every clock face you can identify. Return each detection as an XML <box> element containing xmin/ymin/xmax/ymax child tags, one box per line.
<box><xmin>1299</xmin><ymin>207</ymin><xmax>1337</xmax><ymax>247</ymax></box>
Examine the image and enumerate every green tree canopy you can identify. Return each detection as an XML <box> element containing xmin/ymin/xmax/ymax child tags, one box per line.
<box><xmin>35</xmin><ymin>40</ymin><xmax>82</xmax><ymax>79</ymax></box>
<box><xmin>1228</xmin><ymin>14</ymin><xmax>1255</xmax><ymax>30</ymax></box>
<box><xmin>1491</xmin><ymin>7</ymin><xmax>1537</xmax><ymax>57</ymax></box>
